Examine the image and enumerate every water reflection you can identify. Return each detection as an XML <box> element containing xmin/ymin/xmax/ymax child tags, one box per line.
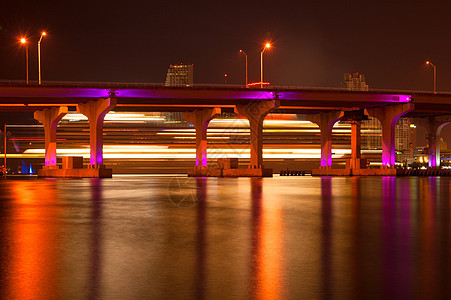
<box><xmin>0</xmin><ymin>176</ymin><xmax>450</xmax><ymax>299</ymax></box>
<box><xmin>195</xmin><ymin>177</ymin><xmax>207</xmax><ymax>300</ymax></box>
<box><xmin>320</xmin><ymin>177</ymin><xmax>332</xmax><ymax>300</ymax></box>
<box><xmin>4</xmin><ymin>180</ymin><xmax>61</xmax><ymax>299</ymax></box>
<box><xmin>249</xmin><ymin>178</ymin><xmax>282</xmax><ymax>300</ymax></box>
<box><xmin>89</xmin><ymin>178</ymin><xmax>103</xmax><ymax>300</ymax></box>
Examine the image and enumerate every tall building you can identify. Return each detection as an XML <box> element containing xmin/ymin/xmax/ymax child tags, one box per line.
<box><xmin>342</xmin><ymin>73</ymin><xmax>380</xmax><ymax>150</ymax></box>
<box><xmin>341</xmin><ymin>72</ymin><xmax>415</xmax><ymax>163</ymax></box>
<box><xmin>395</xmin><ymin>118</ymin><xmax>415</xmax><ymax>163</ymax></box>
<box><xmin>164</xmin><ymin>64</ymin><xmax>194</xmax><ymax>124</ymax></box>
<box><xmin>165</xmin><ymin>64</ymin><xmax>193</xmax><ymax>87</ymax></box>
<box><xmin>342</xmin><ymin>73</ymin><xmax>369</xmax><ymax>91</ymax></box>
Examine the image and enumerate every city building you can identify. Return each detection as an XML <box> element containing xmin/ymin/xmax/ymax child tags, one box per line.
<box><xmin>164</xmin><ymin>64</ymin><xmax>193</xmax><ymax>87</ymax></box>
<box><xmin>342</xmin><ymin>72</ymin><xmax>380</xmax><ymax>151</ymax></box>
<box><xmin>342</xmin><ymin>73</ymin><xmax>369</xmax><ymax>91</ymax></box>
<box><xmin>341</xmin><ymin>73</ymin><xmax>416</xmax><ymax>163</ymax></box>
<box><xmin>164</xmin><ymin>64</ymin><xmax>194</xmax><ymax>124</ymax></box>
<box><xmin>395</xmin><ymin>118</ymin><xmax>415</xmax><ymax>163</ymax></box>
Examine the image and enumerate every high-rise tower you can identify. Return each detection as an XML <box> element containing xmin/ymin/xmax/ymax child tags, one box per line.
<box><xmin>165</xmin><ymin>64</ymin><xmax>193</xmax><ymax>87</ymax></box>
<box><xmin>342</xmin><ymin>73</ymin><xmax>369</xmax><ymax>91</ymax></box>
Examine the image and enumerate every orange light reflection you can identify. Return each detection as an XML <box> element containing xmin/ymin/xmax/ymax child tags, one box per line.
<box><xmin>6</xmin><ymin>181</ymin><xmax>61</xmax><ymax>299</ymax></box>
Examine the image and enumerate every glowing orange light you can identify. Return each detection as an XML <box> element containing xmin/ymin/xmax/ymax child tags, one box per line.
<box><xmin>426</xmin><ymin>61</ymin><xmax>430</xmax><ymax>65</ymax></box>
<box><xmin>42</xmin><ymin>32</ymin><xmax>46</xmax><ymax>36</ymax></box>
<box><xmin>20</xmin><ymin>38</ymin><xmax>26</xmax><ymax>44</ymax></box>
<box><xmin>265</xmin><ymin>43</ymin><xmax>271</xmax><ymax>49</ymax></box>
<box><xmin>247</xmin><ymin>81</ymin><xmax>270</xmax><ymax>86</ymax></box>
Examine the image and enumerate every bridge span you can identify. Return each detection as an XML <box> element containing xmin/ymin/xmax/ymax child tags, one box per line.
<box><xmin>1</xmin><ymin>82</ymin><xmax>451</xmax><ymax>177</ymax></box>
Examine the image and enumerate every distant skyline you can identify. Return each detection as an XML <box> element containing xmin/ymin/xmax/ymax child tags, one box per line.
<box><xmin>1</xmin><ymin>1</ymin><xmax>451</xmax><ymax>92</ymax></box>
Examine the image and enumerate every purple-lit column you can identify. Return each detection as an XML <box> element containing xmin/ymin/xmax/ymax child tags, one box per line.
<box><xmin>235</xmin><ymin>99</ymin><xmax>280</xmax><ymax>169</ymax></box>
<box><xmin>183</xmin><ymin>108</ymin><xmax>221</xmax><ymax>168</ymax></box>
<box><xmin>307</xmin><ymin>111</ymin><xmax>343</xmax><ymax>168</ymax></box>
<box><xmin>34</xmin><ymin>106</ymin><xmax>68</xmax><ymax>168</ymax></box>
<box><xmin>413</xmin><ymin>115</ymin><xmax>451</xmax><ymax>167</ymax></box>
<box><xmin>78</xmin><ymin>98</ymin><xmax>116</xmax><ymax>167</ymax></box>
<box><xmin>367</xmin><ymin>103</ymin><xmax>414</xmax><ymax>168</ymax></box>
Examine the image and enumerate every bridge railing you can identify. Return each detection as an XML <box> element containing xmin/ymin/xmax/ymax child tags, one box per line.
<box><xmin>0</xmin><ymin>79</ymin><xmax>443</xmax><ymax>95</ymax></box>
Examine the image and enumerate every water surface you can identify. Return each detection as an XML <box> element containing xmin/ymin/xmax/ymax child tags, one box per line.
<box><xmin>0</xmin><ymin>175</ymin><xmax>450</xmax><ymax>299</ymax></box>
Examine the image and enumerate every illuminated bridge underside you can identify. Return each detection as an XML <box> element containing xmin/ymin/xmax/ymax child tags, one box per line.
<box><xmin>2</xmin><ymin>83</ymin><xmax>451</xmax><ymax>175</ymax></box>
<box><xmin>1</xmin><ymin>84</ymin><xmax>451</xmax><ymax>116</ymax></box>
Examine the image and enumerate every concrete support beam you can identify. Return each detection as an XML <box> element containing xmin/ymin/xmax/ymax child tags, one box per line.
<box><xmin>235</xmin><ymin>99</ymin><xmax>280</xmax><ymax>169</ymax></box>
<box><xmin>307</xmin><ymin>111</ymin><xmax>343</xmax><ymax>168</ymax></box>
<box><xmin>366</xmin><ymin>103</ymin><xmax>414</xmax><ymax>168</ymax></box>
<box><xmin>348</xmin><ymin>120</ymin><xmax>364</xmax><ymax>169</ymax></box>
<box><xmin>350</xmin><ymin>121</ymin><xmax>361</xmax><ymax>160</ymax></box>
<box><xmin>183</xmin><ymin>107</ymin><xmax>221</xmax><ymax>167</ymax></box>
<box><xmin>413</xmin><ymin>115</ymin><xmax>451</xmax><ymax>167</ymax></box>
<box><xmin>78</xmin><ymin>98</ymin><xmax>116</xmax><ymax>166</ymax></box>
<box><xmin>34</xmin><ymin>106</ymin><xmax>68</xmax><ymax>168</ymax></box>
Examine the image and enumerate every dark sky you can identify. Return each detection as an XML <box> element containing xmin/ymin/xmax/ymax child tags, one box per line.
<box><xmin>1</xmin><ymin>0</ymin><xmax>450</xmax><ymax>91</ymax></box>
<box><xmin>2</xmin><ymin>1</ymin><xmax>451</xmax><ymax>145</ymax></box>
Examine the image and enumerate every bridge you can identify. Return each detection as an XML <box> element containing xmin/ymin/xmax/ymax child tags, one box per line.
<box><xmin>1</xmin><ymin>81</ymin><xmax>451</xmax><ymax>177</ymax></box>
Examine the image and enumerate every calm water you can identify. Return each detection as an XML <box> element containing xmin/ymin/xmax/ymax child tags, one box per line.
<box><xmin>0</xmin><ymin>175</ymin><xmax>450</xmax><ymax>300</ymax></box>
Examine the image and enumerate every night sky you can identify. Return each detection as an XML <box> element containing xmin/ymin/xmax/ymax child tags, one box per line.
<box><xmin>1</xmin><ymin>1</ymin><xmax>450</xmax><ymax>91</ymax></box>
<box><xmin>1</xmin><ymin>1</ymin><xmax>451</xmax><ymax>144</ymax></box>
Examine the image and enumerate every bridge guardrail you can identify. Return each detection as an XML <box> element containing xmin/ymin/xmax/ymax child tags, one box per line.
<box><xmin>0</xmin><ymin>79</ymin><xmax>446</xmax><ymax>95</ymax></box>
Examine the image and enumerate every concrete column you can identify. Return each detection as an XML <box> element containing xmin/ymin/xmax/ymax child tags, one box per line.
<box><xmin>34</xmin><ymin>106</ymin><xmax>68</xmax><ymax>168</ymax></box>
<box><xmin>183</xmin><ymin>108</ymin><xmax>221</xmax><ymax>168</ymax></box>
<box><xmin>413</xmin><ymin>115</ymin><xmax>451</xmax><ymax>167</ymax></box>
<box><xmin>367</xmin><ymin>103</ymin><xmax>414</xmax><ymax>168</ymax></box>
<box><xmin>307</xmin><ymin>111</ymin><xmax>343</xmax><ymax>168</ymax></box>
<box><xmin>78</xmin><ymin>98</ymin><xmax>116</xmax><ymax>167</ymax></box>
<box><xmin>235</xmin><ymin>99</ymin><xmax>280</xmax><ymax>169</ymax></box>
<box><xmin>348</xmin><ymin>120</ymin><xmax>363</xmax><ymax>169</ymax></box>
<box><xmin>350</xmin><ymin>121</ymin><xmax>361</xmax><ymax>160</ymax></box>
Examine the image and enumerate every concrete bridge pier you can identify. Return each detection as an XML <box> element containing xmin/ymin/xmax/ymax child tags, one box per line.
<box><xmin>413</xmin><ymin>115</ymin><xmax>451</xmax><ymax>167</ymax></box>
<box><xmin>78</xmin><ymin>98</ymin><xmax>116</xmax><ymax>167</ymax></box>
<box><xmin>307</xmin><ymin>111</ymin><xmax>343</xmax><ymax>168</ymax></box>
<box><xmin>350</xmin><ymin>120</ymin><xmax>362</xmax><ymax>169</ymax></box>
<box><xmin>34</xmin><ymin>106</ymin><xmax>68</xmax><ymax>169</ymax></box>
<box><xmin>235</xmin><ymin>99</ymin><xmax>280</xmax><ymax>170</ymax></box>
<box><xmin>367</xmin><ymin>103</ymin><xmax>414</xmax><ymax>168</ymax></box>
<box><xmin>183</xmin><ymin>107</ymin><xmax>221</xmax><ymax>168</ymax></box>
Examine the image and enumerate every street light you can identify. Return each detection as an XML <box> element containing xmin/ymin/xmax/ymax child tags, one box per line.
<box><xmin>260</xmin><ymin>42</ymin><xmax>271</xmax><ymax>88</ymax></box>
<box><xmin>239</xmin><ymin>49</ymin><xmax>248</xmax><ymax>87</ymax></box>
<box><xmin>38</xmin><ymin>31</ymin><xmax>46</xmax><ymax>85</ymax></box>
<box><xmin>20</xmin><ymin>38</ymin><xmax>29</xmax><ymax>84</ymax></box>
<box><xmin>426</xmin><ymin>61</ymin><xmax>437</xmax><ymax>93</ymax></box>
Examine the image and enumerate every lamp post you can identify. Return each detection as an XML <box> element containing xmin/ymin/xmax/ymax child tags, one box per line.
<box><xmin>239</xmin><ymin>49</ymin><xmax>248</xmax><ymax>87</ymax></box>
<box><xmin>38</xmin><ymin>32</ymin><xmax>46</xmax><ymax>85</ymax></box>
<box><xmin>426</xmin><ymin>61</ymin><xmax>437</xmax><ymax>93</ymax></box>
<box><xmin>260</xmin><ymin>43</ymin><xmax>271</xmax><ymax>88</ymax></box>
<box><xmin>20</xmin><ymin>38</ymin><xmax>29</xmax><ymax>84</ymax></box>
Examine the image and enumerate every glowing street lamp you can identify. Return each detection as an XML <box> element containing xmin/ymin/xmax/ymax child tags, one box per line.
<box><xmin>426</xmin><ymin>61</ymin><xmax>437</xmax><ymax>93</ymax></box>
<box><xmin>20</xmin><ymin>38</ymin><xmax>29</xmax><ymax>84</ymax></box>
<box><xmin>38</xmin><ymin>32</ymin><xmax>46</xmax><ymax>85</ymax></box>
<box><xmin>239</xmin><ymin>49</ymin><xmax>248</xmax><ymax>87</ymax></box>
<box><xmin>260</xmin><ymin>43</ymin><xmax>271</xmax><ymax>88</ymax></box>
